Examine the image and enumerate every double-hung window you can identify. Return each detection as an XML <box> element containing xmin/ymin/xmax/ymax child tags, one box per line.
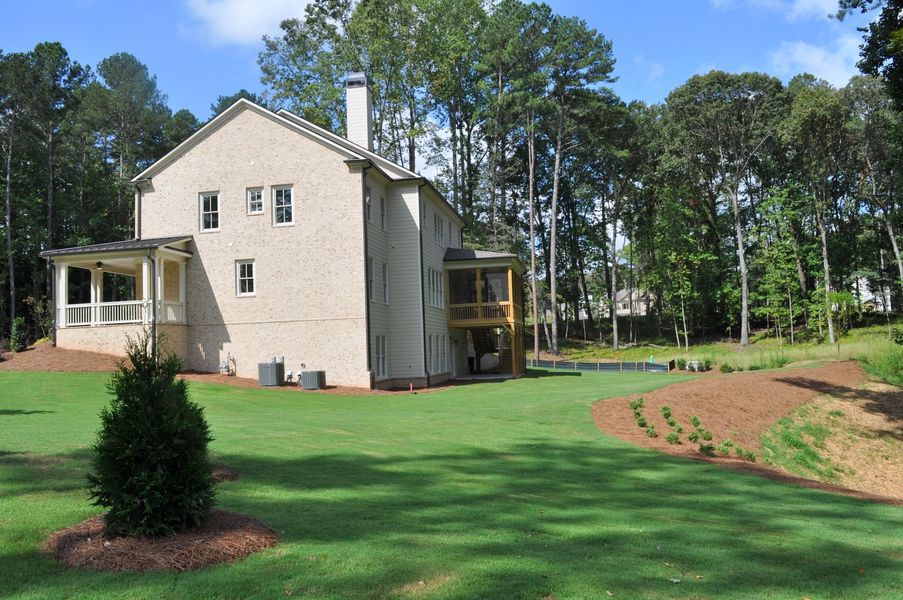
<box><xmin>434</xmin><ymin>214</ymin><xmax>443</xmax><ymax>246</ymax></box>
<box><xmin>382</xmin><ymin>262</ymin><xmax>389</xmax><ymax>304</ymax></box>
<box><xmin>273</xmin><ymin>186</ymin><xmax>294</xmax><ymax>226</ymax></box>
<box><xmin>427</xmin><ymin>269</ymin><xmax>445</xmax><ymax>308</ymax></box>
<box><xmin>236</xmin><ymin>260</ymin><xmax>255</xmax><ymax>296</ymax></box>
<box><xmin>200</xmin><ymin>192</ymin><xmax>219</xmax><ymax>231</ymax></box>
<box><xmin>379</xmin><ymin>196</ymin><xmax>386</xmax><ymax>229</ymax></box>
<box><xmin>375</xmin><ymin>335</ymin><xmax>387</xmax><ymax>378</ymax></box>
<box><xmin>247</xmin><ymin>188</ymin><xmax>263</xmax><ymax>215</ymax></box>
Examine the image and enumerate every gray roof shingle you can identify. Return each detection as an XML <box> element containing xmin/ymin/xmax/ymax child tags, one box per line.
<box><xmin>444</xmin><ymin>248</ymin><xmax>517</xmax><ymax>262</ymax></box>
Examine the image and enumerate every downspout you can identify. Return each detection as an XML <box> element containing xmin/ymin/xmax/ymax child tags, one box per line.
<box><xmin>128</xmin><ymin>178</ymin><xmax>151</xmax><ymax>240</ymax></box>
<box><xmin>149</xmin><ymin>249</ymin><xmax>157</xmax><ymax>360</ymax></box>
<box><xmin>49</xmin><ymin>259</ymin><xmax>56</xmax><ymax>347</ymax></box>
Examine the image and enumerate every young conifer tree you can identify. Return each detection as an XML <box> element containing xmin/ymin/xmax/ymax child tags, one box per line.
<box><xmin>88</xmin><ymin>332</ymin><xmax>215</xmax><ymax>537</ymax></box>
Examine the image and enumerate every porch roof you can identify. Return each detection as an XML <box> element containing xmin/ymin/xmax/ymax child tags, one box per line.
<box><xmin>443</xmin><ymin>248</ymin><xmax>525</xmax><ymax>274</ymax></box>
<box><xmin>40</xmin><ymin>236</ymin><xmax>192</xmax><ymax>259</ymax></box>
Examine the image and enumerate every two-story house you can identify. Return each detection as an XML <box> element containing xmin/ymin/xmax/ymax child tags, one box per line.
<box><xmin>40</xmin><ymin>73</ymin><xmax>525</xmax><ymax>389</ymax></box>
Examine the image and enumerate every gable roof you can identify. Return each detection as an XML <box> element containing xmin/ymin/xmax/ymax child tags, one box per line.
<box><xmin>278</xmin><ymin>109</ymin><xmax>417</xmax><ymax>180</ymax></box>
<box><xmin>130</xmin><ymin>99</ymin><xmax>366</xmax><ymax>183</ymax></box>
<box><xmin>40</xmin><ymin>236</ymin><xmax>192</xmax><ymax>258</ymax></box>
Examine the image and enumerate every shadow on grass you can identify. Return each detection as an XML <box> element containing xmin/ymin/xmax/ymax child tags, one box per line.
<box><xmin>774</xmin><ymin>376</ymin><xmax>903</xmax><ymax>439</ymax></box>
<box><xmin>0</xmin><ymin>409</ymin><xmax>55</xmax><ymax>416</ymax></box>
<box><xmin>2</xmin><ymin>440</ymin><xmax>900</xmax><ymax>598</ymax></box>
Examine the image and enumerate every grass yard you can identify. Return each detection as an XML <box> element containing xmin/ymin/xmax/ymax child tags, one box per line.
<box><xmin>1</xmin><ymin>370</ymin><xmax>902</xmax><ymax>599</ymax></box>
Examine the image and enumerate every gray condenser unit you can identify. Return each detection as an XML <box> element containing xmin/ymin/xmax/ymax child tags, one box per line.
<box><xmin>258</xmin><ymin>357</ymin><xmax>285</xmax><ymax>386</ymax></box>
<box><xmin>301</xmin><ymin>370</ymin><xmax>326</xmax><ymax>390</ymax></box>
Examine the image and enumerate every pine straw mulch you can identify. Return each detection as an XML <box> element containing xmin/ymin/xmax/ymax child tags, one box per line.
<box><xmin>593</xmin><ymin>361</ymin><xmax>903</xmax><ymax>506</ymax></box>
<box><xmin>44</xmin><ymin>509</ymin><xmax>279</xmax><ymax>572</ymax></box>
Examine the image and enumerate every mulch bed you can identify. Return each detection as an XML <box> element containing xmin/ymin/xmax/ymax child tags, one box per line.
<box><xmin>593</xmin><ymin>361</ymin><xmax>903</xmax><ymax>506</ymax></box>
<box><xmin>0</xmin><ymin>342</ymin><xmax>120</xmax><ymax>372</ymax></box>
<box><xmin>44</xmin><ymin>509</ymin><xmax>279</xmax><ymax>572</ymax></box>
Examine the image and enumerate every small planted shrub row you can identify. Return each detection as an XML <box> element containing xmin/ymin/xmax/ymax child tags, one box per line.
<box><xmin>661</xmin><ymin>405</ymin><xmax>682</xmax><ymax>445</ymax></box>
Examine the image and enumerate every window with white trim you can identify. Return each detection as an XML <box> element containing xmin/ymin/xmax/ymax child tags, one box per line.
<box><xmin>367</xmin><ymin>257</ymin><xmax>374</xmax><ymax>301</ymax></box>
<box><xmin>427</xmin><ymin>334</ymin><xmax>433</xmax><ymax>373</ymax></box>
<box><xmin>365</xmin><ymin>186</ymin><xmax>372</xmax><ymax>223</ymax></box>
<box><xmin>247</xmin><ymin>188</ymin><xmax>263</xmax><ymax>215</ymax></box>
<box><xmin>200</xmin><ymin>192</ymin><xmax>219</xmax><ymax>231</ymax></box>
<box><xmin>445</xmin><ymin>336</ymin><xmax>451</xmax><ymax>372</ymax></box>
<box><xmin>379</xmin><ymin>196</ymin><xmax>386</xmax><ymax>229</ymax></box>
<box><xmin>273</xmin><ymin>186</ymin><xmax>294</xmax><ymax>226</ymax></box>
<box><xmin>432</xmin><ymin>335</ymin><xmax>439</xmax><ymax>373</ymax></box>
<box><xmin>375</xmin><ymin>335</ymin><xmax>387</xmax><ymax>378</ymax></box>
<box><xmin>434</xmin><ymin>213</ymin><xmax>443</xmax><ymax>246</ymax></box>
<box><xmin>447</xmin><ymin>221</ymin><xmax>452</xmax><ymax>247</ymax></box>
<box><xmin>427</xmin><ymin>268</ymin><xmax>444</xmax><ymax>308</ymax></box>
<box><xmin>382</xmin><ymin>262</ymin><xmax>389</xmax><ymax>304</ymax></box>
<box><xmin>236</xmin><ymin>260</ymin><xmax>255</xmax><ymax>296</ymax></box>
<box><xmin>439</xmin><ymin>334</ymin><xmax>446</xmax><ymax>373</ymax></box>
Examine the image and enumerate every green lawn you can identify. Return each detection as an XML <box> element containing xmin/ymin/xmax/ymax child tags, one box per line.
<box><xmin>1</xmin><ymin>370</ymin><xmax>901</xmax><ymax>599</ymax></box>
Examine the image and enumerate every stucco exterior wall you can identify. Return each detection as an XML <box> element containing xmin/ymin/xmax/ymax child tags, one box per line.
<box><xmin>138</xmin><ymin>107</ymin><xmax>371</xmax><ymax>386</ymax></box>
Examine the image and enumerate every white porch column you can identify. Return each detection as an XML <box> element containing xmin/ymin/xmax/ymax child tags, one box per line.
<box><xmin>156</xmin><ymin>255</ymin><xmax>165</xmax><ymax>323</ymax></box>
<box><xmin>57</xmin><ymin>263</ymin><xmax>68</xmax><ymax>328</ymax></box>
<box><xmin>141</xmin><ymin>256</ymin><xmax>151</xmax><ymax>324</ymax></box>
<box><xmin>178</xmin><ymin>261</ymin><xmax>187</xmax><ymax>323</ymax></box>
<box><xmin>90</xmin><ymin>269</ymin><xmax>100</xmax><ymax>326</ymax></box>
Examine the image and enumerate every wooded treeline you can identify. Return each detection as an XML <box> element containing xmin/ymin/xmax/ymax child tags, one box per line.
<box><xmin>0</xmin><ymin>43</ymin><xmax>250</xmax><ymax>340</ymax></box>
<box><xmin>2</xmin><ymin>0</ymin><xmax>902</xmax><ymax>353</ymax></box>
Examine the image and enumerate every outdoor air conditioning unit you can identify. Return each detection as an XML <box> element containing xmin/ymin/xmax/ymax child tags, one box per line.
<box><xmin>258</xmin><ymin>357</ymin><xmax>285</xmax><ymax>387</ymax></box>
<box><xmin>300</xmin><ymin>370</ymin><xmax>326</xmax><ymax>390</ymax></box>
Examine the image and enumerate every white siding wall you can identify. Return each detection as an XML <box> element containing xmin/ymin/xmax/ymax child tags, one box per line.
<box><xmin>366</xmin><ymin>173</ymin><xmax>391</xmax><ymax>381</ymax></box>
<box><xmin>387</xmin><ymin>182</ymin><xmax>426</xmax><ymax>379</ymax></box>
<box><xmin>420</xmin><ymin>187</ymin><xmax>463</xmax><ymax>381</ymax></box>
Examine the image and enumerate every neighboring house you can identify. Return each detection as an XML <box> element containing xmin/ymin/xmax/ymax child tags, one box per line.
<box><xmin>610</xmin><ymin>289</ymin><xmax>650</xmax><ymax>318</ymax></box>
<box><xmin>40</xmin><ymin>73</ymin><xmax>525</xmax><ymax>389</ymax></box>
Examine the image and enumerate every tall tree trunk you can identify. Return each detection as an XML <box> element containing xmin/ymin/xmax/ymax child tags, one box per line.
<box><xmin>610</xmin><ymin>199</ymin><xmax>620</xmax><ymax>350</ymax></box>
<box><xmin>527</xmin><ymin>112</ymin><xmax>540</xmax><ymax>362</ymax></box>
<box><xmin>680</xmin><ymin>292</ymin><xmax>689</xmax><ymax>351</ymax></box>
<box><xmin>548</xmin><ymin>125</ymin><xmax>562</xmax><ymax>355</ymax></box>
<box><xmin>46</xmin><ymin>129</ymin><xmax>54</xmax><ymax>298</ymax></box>
<box><xmin>449</xmin><ymin>106</ymin><xmax>459</xmax><ymax>212</ymax></box>
<box><xmin>884</xmin><ymin>215</ymin><xmax>903</xmax><ymax>293</ymax></box>
<box><xmin>4</xmin><ymin>129</ymin><xmax>15</xmax><ymax>324</ymax></box>
<box><xmin>815</xmin><ymin>203</ymin><xmax>835</xmax><ymax>344</ymax></box>
<box><xmin>788</xmin><ymin>287</ymin><xmax>794</xmax><ymax>345</ymax></box>
<box><xmin>729</xmin><ymin>187</ymin><xmax>750</xmax><ymax>346</ymax></box>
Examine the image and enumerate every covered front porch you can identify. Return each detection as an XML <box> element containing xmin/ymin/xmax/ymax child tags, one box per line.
<box><xmin>444</xmin><ymin>248</ymin><xmax>526</xmax><ymax>378</ymax></box>
<box><xmin>40</xmin><ymin>237</ymin><xmax>192</xmax><ymax>330</ymax></box>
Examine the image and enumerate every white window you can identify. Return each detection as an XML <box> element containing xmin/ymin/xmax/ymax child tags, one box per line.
<box><xmin>368</xmin><ymin>257</ymin><xmax>374</xmax><ymax>301</ymax></box>
<box><xmin>439</xmin><ymin>335</ymin><xmax>446</xmax><ymax>373</ymax></box>
<box><xmin>447</xmin><ymin>221</ymin><xmax>452</xmax><ymax>247</ymax></box>
<box><xmin>236</xmin><ymin>260</ymin><xmax>255</xmax><ymax>296</ymax></box>
<box><xmin>273</xmin><ymin>186</ymin><xmax>294</xmax><ymax>226</ymax></box>
<box><xmin>365</xmin><ymin>186</ymin><xmax>372</xmax><ymax>223</ymax></box>
<box><xmin>247</xmin><ymin>188</ymin><xmax>263</xmax><ymax>215</ymax></box>
<box><xmin>200</xmin><ymin>192</ymin><xmax>219</xmax><ymax>231</ymax></box>
<box><xmin>434</xmin><ymin>213</ymin><xmax>443</xmax><ymax>245</ymax></box>
<box><xmin>382</xmin><ymin>262</ymin><xmax>389</xmax><ymax>304</ymax></box>
<box><xmin>375</xmin><ymin>335</ymin><xmax>388</xmax><ymax>378</ymax></box>
<box><xmin>379</xmin><ymin>196</ymin><xmax>386</xmax><ymax>229</ymax></box>
<box><xmin>427</xmin><ymin>334</ymin><xmax>433</xmax><ymax>373</ymax></box>
<box><xmin>427</xmin><ymin>268</ymin><xmax>445</xmax><ymax>308</ymax></box>
<box><xmin>445</xmin><ymin>336</ymin><xmax>451</xmax><ymax>372</ymax></box>
<box><xmin>432</xmin><ymin>335</ymin><xmax>439</xmax><ymax>373</ymax></box>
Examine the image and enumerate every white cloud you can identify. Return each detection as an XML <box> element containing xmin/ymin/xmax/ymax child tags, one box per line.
<box><xmin>184</xmin><ymin>0</ymin><xmax>311</xmax><ymax>46</ymax></box>
<box><xmin>769</xmin><ymin>33</ymin><xmax>860</xmax><ymax>86</ymax></box>
<box><xmin>712</xmin><ymin>0</ymin><xmax>837</xmax><ymax>20</ymax></box>
<box><xmin>633</xmin><ymin>55</ymin><xmax>665</xmax><ymax>82</ymax></box>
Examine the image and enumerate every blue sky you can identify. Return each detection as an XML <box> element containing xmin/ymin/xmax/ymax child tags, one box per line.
<box><xmin>4</xmin><ymin>0</ymin><xmax>873</xmax><ymax>120</ymax></box>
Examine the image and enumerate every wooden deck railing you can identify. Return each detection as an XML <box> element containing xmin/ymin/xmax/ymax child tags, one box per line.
<box><xmin>448</xmin><ymin>301</ymin><xmax>517</xmax><ymax>324</ymax></box>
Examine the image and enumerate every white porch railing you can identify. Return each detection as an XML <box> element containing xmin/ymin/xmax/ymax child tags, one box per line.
<box><xmin>61</xmin><ymin>300</ymin><xmax>185</xmax><ymax>327</ymax></box>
